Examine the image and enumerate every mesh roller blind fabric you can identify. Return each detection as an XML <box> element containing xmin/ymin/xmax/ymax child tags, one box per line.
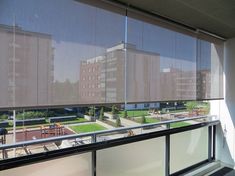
<box><xmin>127</xmin><ymin>10</ymin><xmax>224</xmax><ymax>103</ymax></box>
<box><xmin>0</xmin><ymin>0</ymin><xmax>125</xmax><ymax>108</ymax></box>
<box><xmin>0</xmin><ymin>0</ymin><xmax>224</xmax><ymax>109</ymax></box>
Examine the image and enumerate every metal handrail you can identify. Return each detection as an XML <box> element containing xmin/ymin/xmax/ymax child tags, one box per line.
<box><xmin>0</xmin><ymin>115</ymin><xmax>217</xmax><ymax>150</ymax></box>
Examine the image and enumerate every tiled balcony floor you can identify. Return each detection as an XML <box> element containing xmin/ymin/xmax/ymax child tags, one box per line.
<box><xmin>209</xmin><ymin>167</ymin><xmax>235</xmax><ymax>176</ymax></box>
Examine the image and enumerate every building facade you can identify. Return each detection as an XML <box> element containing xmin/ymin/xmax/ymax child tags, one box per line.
<box><xmin>0</xmin><ymin>25</ymin><xmax>54</xmax><ymax>107</ymax></box>
<box><xmin>79</xmin><ymin>43</ymin><xmax>161</xmax><ymax>104</ymax></box>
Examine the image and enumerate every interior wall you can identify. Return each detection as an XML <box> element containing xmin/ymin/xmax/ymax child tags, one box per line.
<box><xmin>211</xmin><ymin>38</ymin><xmax>235</xmax><ymax>167</ymax></box>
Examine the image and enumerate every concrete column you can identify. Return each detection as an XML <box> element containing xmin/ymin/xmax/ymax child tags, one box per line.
<box><xmin>211</xmin><ymin>38</ymin><xmax>235</xmax><ymax>167</ymax></box>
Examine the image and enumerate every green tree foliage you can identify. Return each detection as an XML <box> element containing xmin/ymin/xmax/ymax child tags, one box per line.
<box><xmin>116</xmin><ymin>117</ymin><xmax>121</xmax><ymax>127</ymax></box>
<box><xmin>204</xmin><ymin>102</ymin><xmax>210</xmax><ymax>114</ymax></box>
<box><xmin>185</xmin><ymin>101</ymin><xmax>210</xmax><ymax>114</ymax></box>
<box><xmin>185</xmin><ymin>101</ymin><xmax>198</xmax><ymax>112</ymax></box>
<box><xmin>88</xmin><ymin>107</ymin><xmax>95</xmax><ymax>117</ymax></box>
<box><xmin>99</xmin><ymin>107</ymin><xmax>104</xmax><ymax>121</ymax></box>
<box><xmin>115</xmin><ymin>106</ymin><xmax>119</xmax><ymax>114</ymax></box>
<box><xmin>199</xmin><ymin>101</ymin><xmax>210</xmax><ymax>114</ymax></box>
<box><xmin>111</xmin><ymin>105</ymin><xmax>116</xmax><ymax>115</ymax></box>
<box><xmin>140</xmin><ymin>115</ymin><xmax>146</xmax><ymax>124</ymax></box>
<box><xmin>0</xmin><ymin>114</ymin><xmax>8</xmax><ymax>121</ymax></box>
<box><xmin>16</xmin><ymin>111</ymin><xmax>46</xmax><ymax>120</ymax></box>
<box><xmin>111</xmin><ymin>105</ymin><xmax>120</xmax><ymax>115</ymax></box>
<box><xmin>123</xmin><ymin>110</ymin><xmax>128</xmax><ymax>118</ymax></box>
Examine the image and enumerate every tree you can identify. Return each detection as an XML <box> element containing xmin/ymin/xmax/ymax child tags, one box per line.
<box><xmin>116</xmin><ymin>117</ymin><xmax>121</xmax><ymax>127</ymax></box>
<box><xmin>88</xmin><ymin>107</ymin><xmax>94</xmax><ymax>117</ymax></box>
<box><xmin>99</xmin><ymin>107</ymin><xmax>104</xmax><ymax>121</ymax></box>
<box><xmin>111</xmin><ymin>105</ymin><xmax>120</xmax><ymax>119</ymax></box>
<box><xmin>111</xmin><ymin>105</ymin><xmax>116</xmax><ymax>115</ymax></box>
<box><xmin>0</xmin><ymin>114</ymin><xmax>8</xmax><ymax>121</ymax></box>
<box><xmin>115</xmin><ymin>106</ymin><xmax>119</xmax><ymax>114</ymax></box>
<box><xmin>123</xmin><ymin>110</ymin><xmax>128</xmax><ymax>118</ymax></box>
<box><xmin>197</xmin><ymin>101</ymin><xmax>210</xmax><ymax>115</ymax></box>
<box><xmin>185</xmin><ymin>101</ymin><xmax>197</xmax><ymax>112</ymax></box>
<box><xmin>203</xmin><ymin>102</ymin><xmax>210</xmax><ymax>115</ymax></box>
<box><xmin>140</xmin><ymin>115</ymin><xmax>146</xmax><ymax>124</ymax></box>
<box><xmin>16</xmin><ymin>111</ymin><xmax>46</xmax><ymax>120</ymax></box>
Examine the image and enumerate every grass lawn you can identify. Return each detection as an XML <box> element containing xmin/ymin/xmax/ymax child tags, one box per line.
<box><xmin>119</xmin><ymin>110</ymin><xmax>149</xmax><ymax>118</ymax></box>
<box><xmin>70</xmin><ymin>123</ymin><xmax>107</xmax><ymax>133</ymax></box>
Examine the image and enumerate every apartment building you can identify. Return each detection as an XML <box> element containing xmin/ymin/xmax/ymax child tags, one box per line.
<box><xmin>0</xmin><ymin>25</ymin><xmax>54</xmax><ymax>108</ymax></box>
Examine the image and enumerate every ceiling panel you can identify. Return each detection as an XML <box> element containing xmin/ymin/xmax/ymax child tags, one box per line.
<box><xmin>116</xmin><ymin>0</ymin><xmax>235</xmax><ymax>39</ymax></box>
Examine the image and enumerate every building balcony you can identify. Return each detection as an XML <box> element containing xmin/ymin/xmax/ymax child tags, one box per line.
<box><xmin>0</xmin><ymin>115</ymin><xmax>230</xmax><ymax>176</ymax></box>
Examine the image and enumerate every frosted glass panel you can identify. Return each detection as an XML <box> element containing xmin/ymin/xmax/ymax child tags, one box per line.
<box><xmin>2</xmin><ymin>152</ymin><xmax>92</xmax><ymax>176</ymax></box>
<box><xmin>170</xmin><ymin>127</ymin><xmax>208</xmax><ymax>174</ymax></box>
<box><xmin>97</xmin><ymin>137</ymin><xmax>165</xmax><ymax>176</ymax></box>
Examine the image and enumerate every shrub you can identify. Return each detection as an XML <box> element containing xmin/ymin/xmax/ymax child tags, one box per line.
<box><xmin>140</xmin><ymin>115</ymin><xmax>146</xmax><ymax>124</ymax></box>
<box><xmin>111</xmin><ymin>105</ymin><xmax>120</xmax><ymax>115</ymax></box>
<box><xmin>123</xmin><ymin>110</ymin><xmax>128</xmax><ymax>118</ymax></box>
<box><xmin>115</xmin><ymin>107</ymin><xmax>119</xmax><ymax>114</ymax></box>
<box><xmin>88</xmin><ymin>107</ymin><xmax>95</xmax><ymax>117</ymax></box>
<box><xmin>46</xmin><ymin>111</ymin><xmax>56</xmax><ymax>117</ymax></box>
<box><xmin>0</xmin><ymin>114</ymin><xmax>8</xmax><ymax>120</ymax></box>
<box><xmin>99</xmin><ymin>107</ymin><xmax>104</xmax><ymax>121</ymax></box>
<box><xmin>185</xmin><ymin>101</ymin><xmax>197</xmax><ymax>112</ymax></box>
<box><xmin>203</xmin><ymin>102</ymin><xmax>210</xmax><ymax>114</ymax></box>
<box><xmin>198</xmin><ymin>101</ymin><xmax>210</xmax><ymax>115</ymax></box>
<box><xmin>16</xmin><ymin>111</ymin><xmax>46</xmax><ymax>120</ymax></box>
<box><xmin>116</xmin><ymin>117</ymin><xmax>121</xmax><ymax>127</ymax></box>
<box><xmin>111</xmin><ymin>105</ymin><xmax>116</xmax><ymax>115</ymax></box>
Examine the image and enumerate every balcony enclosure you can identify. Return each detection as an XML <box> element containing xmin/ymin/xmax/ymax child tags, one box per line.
<box><xmin>0</xmin><ymin>0</ymin><xmax>234</xmax><ymax>175</ymax></box>
<box><xmin>0</xmin><ymin>0</ymin><xmax>223</xmax><ymax>108</ymax></box>
<box><xmin>0</xmin><ymin>116</ymin><xmax>218</xmax><ymax>176</ymax></box>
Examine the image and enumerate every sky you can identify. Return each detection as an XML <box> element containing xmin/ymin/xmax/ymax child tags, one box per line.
<box><xmin>0</xmin><ymin>0</ymin><xmax>212</xmax><ymax>82</ymax></box>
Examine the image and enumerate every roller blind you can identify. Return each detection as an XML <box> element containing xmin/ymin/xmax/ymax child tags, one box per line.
<box><xmin>126</xmin><ymin>10</ymin><xmax>224</xmax><ymax>103</ymax></box>
<box><xmin>0</xmin><ymin>0</ymin><xmax>224</xmax><ymax>109</ymax></box>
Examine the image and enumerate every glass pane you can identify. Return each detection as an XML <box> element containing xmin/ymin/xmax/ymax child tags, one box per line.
<box><xmin>2</xmin><ymin>152</ymin><xmax>92</xmax><ymax>176</ymax></box>
<box><xmin>97</xmin><ymin>137</ymin><xmax>165</xmax><ymax>176</ymax></box>
<box><xmin>170</xmin><ymin>127</ymin><xmax>208</xmax><ymax>174</ymax></box>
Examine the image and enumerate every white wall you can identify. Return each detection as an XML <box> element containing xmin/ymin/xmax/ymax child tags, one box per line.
<box><xmin>211</xmin><ymin>38</ymin><xmax>235</xmax><ymax>167</ymax></box>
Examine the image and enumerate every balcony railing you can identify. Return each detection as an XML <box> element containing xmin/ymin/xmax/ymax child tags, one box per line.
<box><xmin>0</xmin><ymin>115</ymin><xmax>219</xmax><ymax>176</ymax></box>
